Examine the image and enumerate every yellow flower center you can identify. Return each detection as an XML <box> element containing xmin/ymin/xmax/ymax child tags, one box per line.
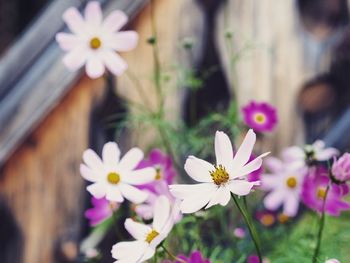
<box><xmin>145</xmin><ymin>229</ymin><xmax>159</xmax><ymax>243</ymax></box>
<box><xmin>261</xmin><ymin>214</ymin><xmax>275</xmax><ymax>226</ymax></box>
<box><xmin>107</xmin><ymin>172</ymin><xmax>120</xmax><ymax>184</ymax></box>
<box><xmin>90</xmin><ymin>37</ymin><xmax>102</xmax><ymax>49</ymax></box>
<box><xmin>286</xmin><ymin>176</ymin><xmax>297</xmax><ymax>189</ymax></box>
<box><xmin>155</xmin><ymin>168</ymin><xmax>162</xmax><ymax>180</ymax></box>
<box><xmin>210</xmin><ymin>164</ymin><xmax>230</xmax><ymax>185</ymax></box>
<box><xmin>254</xmin><ymin>113</ymin><xmax>266</xmax><ymax>124</ymax></box>
<box><xmin>317</xmin><ymin>188</ymin><xmax>327</xmax><ymax>200</ymax></box>
<box><xmin>278</xmin><ymin>213</ymin><xmax>289</xmax><ymax>224</ymax></box>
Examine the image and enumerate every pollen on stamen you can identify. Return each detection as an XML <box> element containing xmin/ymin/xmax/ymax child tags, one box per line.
<box><xmin>286</xmin><ymin>176</ymin><xmax>297</xmax><ymax>189</ymax></box>
<box><xmin>210</xmin><ymin>165</ymin><xmax>230</xmax><ymax>185</ymax></box>
<box><xmin>107</xmin><ymin>172</ymin><xmax>120</xmax><ymax>184</ymax></box>
<box><xmin>90</xmin><ymin>37</ymin><xmax>102</xmax><ymax>49</ymax></box>
<box><xmin>155</xmin><ymin>168</ymin><xmax>162</xmax><ymax>180</ymax></box>
<box><xmin>254</xmin><ymin>113</ymin><xmax>266</xmax><ymax>124</ymax></box>
<box><xmin>145</xmin><ymin>229</ymin><xmax>159</xmax><ymax>243</ymax></box>
<box><xmin>317</xmin><ymin>187</ymin><xmax>327</xmax><ymax>200</ymax></box>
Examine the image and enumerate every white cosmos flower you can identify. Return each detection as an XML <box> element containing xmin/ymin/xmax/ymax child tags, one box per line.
<box><xmin>111</xmin><ymin>195</ymin><xmax>176</xmax><ymax>263</ymax></box>
<box><xmin>56</xmin><ymin>1</ymin><xmax>138</xmax><ymax>78</ymax></box>
<box><xmin>282</xmin><ymin>140</ymin><xmax>338</xmax><ymax>168</ymax></box>
<box><xmin>80</xmin><ymin>142</ymin><xmax>155</xmax><ymax>203</ymax></box>
<box><xmin>170</xmin><ymin>129</ymin><xmax>269</xmax><ymax>214</ymax></box>
<box><xmin>261</xmin><ymin>157</ymin><xmax>308</xmax><ymax>217</ymax></box>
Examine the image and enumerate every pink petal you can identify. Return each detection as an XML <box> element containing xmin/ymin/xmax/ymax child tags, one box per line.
<box><xmin>86</xmin><ymin>55</ymin><xmax>105</xmax><ymax>79</ymax></box>
<box><xmin>84</xmin><ymin>1</ymin><xmax>102</xmax><ymax>26</ymax></box>
<box><xmin>184</xmin><ymin>156</ymin><xmax>213</xmax><ymax>183</ymax></box>
<box><xmin>108</xmin><ymin>31</ymin><xmax>139</xmax><ymax>51</ymax></box>
<box><xmin>100</xmin><ymin>51</ymin><xmax>128</xmax><ymax>76</ymax></box>
<box><xmin>215</xmin><ymin>131</ymin><xmax>234</xmax><ymax>167</ymax></box>
<box><xmin>62</xmin><ymin>7</ymin><xmax>85</xmax><ymax>34</ymax></box>
<box><xmin>103</xmin><ymin>10</ymin><xmax>128</xmax><ymax>32</ymax></box>
<box><xmin>264</xmin><ymin>190</ymin><xmax>284</xmax><ymax>211</ymax></box>
<box><xmin>283</xmin><ymin>194</ymin><xmax>299</xmax><ymax>217</ymax></box>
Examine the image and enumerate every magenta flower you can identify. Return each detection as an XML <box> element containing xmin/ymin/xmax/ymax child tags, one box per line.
<box><xmin>301</xmin><ymin>166</ymin><xmax>350</xmax><ymax>216</ymax></box>
<box><xmin>247</xmin><ymin>154</ymin><xmax>263</xmax><ymax>182</ymax></box>
<box><xmin>163</xmin><ymin>250</ymin><xmax>210</xmax><ymax>263</ymax></box>
<box><xmin>85</xmin><ymin>197</ymin><xmax>118</xmax><ymax>226</ymax></box>
<box><xmin>241</xmin><ymin>101</ymin><xmax>278</xmax><ymax>132</ymax></box>
<box><xmin>332</xmin><ymin>153</ymin><xmax>350</xmax><ymax>182</ymax></box>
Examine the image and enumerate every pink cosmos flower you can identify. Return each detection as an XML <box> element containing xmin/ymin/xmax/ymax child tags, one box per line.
<box><xmin>85</xmin><ymin>197</ymin><xmax>118</xmax><ymax>226</ymax></box>
<box><xmin>332</xmin><ymin>153</ymin><xmax>350</xmax><ymax>182</ymax></box>
<box><xmin>241</xmin><ymin>101</ymin><xmax>278</xmax><ymax>132</ymax></box>
<box><xmin>56</xmin><ymin>1</ymin><xmax>138</xmax><ymax>79</ymax></box>
<box><xmin>261</xmin><ymin>157</ymin><xmax>308</xmax><ymax>217</ymax></box>
<box><xmin>301</xmin><ymin>166</ymin><xmax>350</xmax><ymax>216</ymax></box>
<box><xmin>163</xmin><ymin>250</ymin><xmax>210</xmax><ymax>263</ymax></box>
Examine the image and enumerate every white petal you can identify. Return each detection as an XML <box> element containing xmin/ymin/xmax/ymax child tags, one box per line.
<box><xmin>282</xmin><ymin>146</ymin><xmax>304</xmax><ymax>162</ymax></box>
<box><xmin>184</xmin><ymin>156</ymin><xmax>213</xmax><ymax>183</ymax></box>
<box><xmin>80</xmin><ymin>164</ymin><xmax>98</xmax><ymax>182</ymax></box>
<box><xmin>56</xmin><ymin>33</ymin><xmax>81</xmax><ymax>51</ymax></box>
<box><xmin>123</xmin><ymin>168</ymin><xmax>156</xmax><ymax>185</ymax></box>
<box><xmin>119</xmin><ymin>147</ymin><xmax>144</xmax><ymax>171</ymax></box>
<box><xmin>84</xmin><ymin>1</ymin><xmax>102</xmax><ymax>26</ymax></box>
<box><xmin>86</xmin><ymin>55</ymin><xmax>105</xmax><ymax>79</ymax></box>
<box><xmin>119</xmin><ymin>184</ymin><xmax>148</xmax><ymax>204</ymax></box>
<box><xmin>228</xmin><ymin>180</ymin><xmax>258</xmax><ymax>196</ymax></box>
<box><xmin>107</xmin><ymin>31</ymin><xmax>139</xmax><ymax>51</ymax></box>
<box><xmin>103</xmin><ymin>10</ymin><xmax>128</xmax><ymax>32</ymax></box>
<box><xmin>264</xmin><ymin>157</ymin><xmax>283</xmax><ymax>173</ymax></box>
<box><xmin>83</xmin><ymin>149</ymin><xmax>104</xmax><ymax>172</ymax></box>
<box><xmin>62</xmin><ymin>48</ymin><xmax>87</xmax><ymax>71</ymax></box>
<box><xmin>283</xmin><ymin>194</ymin><xmax>299</xmax><ymax>217</ymax></box>
<box><xmin>263</xmin><ymin>190</ymin><xmax>285</xmax><ymax>211</ymax></box>
<box><xmin>179</xmin><ymin>194</ymin><xmax>213</xmax><ymax>214</ymax></box>
<box><xmin>124</xmin><ymin>218</ymin><xmax>151</xmax><ymax>240</ymax></box>
<box><xmin>215</xmin><ymin>131</ymin><xmax>234</xmax><ymax>167</ymax></box>
<box><xmin>205</xmin><ymin>186</ymin><xmax>230</xmax><ymax>209</ymax></box>
<box><xmin>62</xmin><ymin>7</ymin><xmax>85</xmax><ymax>34</ymax></box>
<box><xmin>106</xmin><ymin>186</ymin><xmax>124</xmax><ymax>202</ymax></box>
<box><xmin>100</xmin><ymin>51</ymin><xmax>128</xmax><ymax>76</ymax></box>
<box><xmin>232</xmin><ymin>129</ymin><xmax>256</xmax><ymax>169</ymax></box>
<box><xmin>261</xmin><ymin>174</ymin><xmax>280</xmax><ymax>191</ymax></box>
<box><xmin>152</xmin><ymin>196</ymin><xmax>170</xmax><ymax>232</ymax></box>
<box><xmin>87</xmin><ymin>183</ymin><xmax>106</xmax><ymax>198</ymax></box>
<box><xmin>316</xmin><ymin>148</ymin><xmax>339</xmax><ymax>161</ymax></box>
<box><xmin>111</xmin><ymin>240</ymin><xmax>148</xmax><ymax>261</ymax></box>
<box><xmin>139</xmin><ymin>246</ymin><xmax>156</xmax><ymax>262</ymax></box>
<box><xmin>169</xmin><ymin>183</ymin><xmax>215</xmax><ymax>200</ymax></box>
<box><xmin>102</xmin><ymin>142</ymin><xmax>120</xmax><ymax>167</ymax></box>
<box><xmin>232</xmin><ymin>152</ymin><xmax>269</xmax><ymax>178</ymax></box>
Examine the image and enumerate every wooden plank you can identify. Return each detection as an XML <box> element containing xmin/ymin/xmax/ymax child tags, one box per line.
<box><xmin>0</xmin><ymin>0</ymin><xmax>147</xmax><ymax>166</ymax></box>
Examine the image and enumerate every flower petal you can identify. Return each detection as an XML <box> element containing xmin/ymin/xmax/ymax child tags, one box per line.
<box><xmin>263</xmin><ymin>190</ymin><xmax>285</xmax><ymax>211</ymax></box>
<box><xmin>111</xmin><ymin>240</ymin><xmax>148</xmax><ymax>261</ymax></box>
<box><xmin>106</xmin><ymin>186</ymin><xmax>124</xmax><ymax>202</ymax></box>
<box><xmin>102</xmin><ymin>142</ymin><xmax>120</xmax><ymax>167</ymax></box>
<box><xmin>100</xmin><ymin>51</ymin><xmax>128</xmax><ymax>76</ymax></box>
<box><xmin>124</xmin><ymin>218</ymin><xmax>151</xmax><ymax>240</ymax></box>
<box><xmin>84</xmin><ymin>1</ymin><xmax>102</xmax><ymax>26</ymax></box>
<box><xmin>108</xmin><ymin>31</ymin><xmax>139</xmax><ymax>51</ymax></box>
<box><xmin>232</xmin><ymin>129</ymin><xmax>256</xmax><ymax>169</ymax></box>
<box><xmin>264</xmin><ymin>157</ymin><xmax>283</xmax><ymax>173</ymax></box>
<box><xmin>87</xmin><ymin>183</ymin><xmax>106</xmax><ymax>198</ymax></box>
<box><xmin>140</xmin><ymin>246</ymin><xmax>156</xmax><ymax>262</ymax></box>
<box><xmin>80</xmin><ymin>164</ymin><xmax>98</xmax><ymax>182</ymax></box>
<box><xmin>232</xmin><ymin>152</ymin><xmax>269</xmax><ymax>178</ymax></box>
<box><xmin>282</xmin><ymin>146</ymin><xmax>304</xmax><ymax>162</ymax></box>
<box><xmin>63</xmin><ymin>7</ymin><xmax>85</xmax><ymax>34</ymax></box>
<box><xmin>205</xmin><ymin>186</ymin><xmax>230</xmax><ymax>209</ymax></box>
<box><xmin>86</xmin><ymin>55</ymin><xmax>105</xmax><ymax>79</ymax></box>
<box><xmin>103</xmin><ymin>10</ymin><xmax>128</xmax><ymax>32</ymax></box>
<box><xmin>83</xmin><ymin>149</ymin><xmax>104</xmax><ymax>172</ymax></box>
<box><xmin>283</xmin><ymin>194</ymin><xmax>299</xmax><ymax>217</ymax></box>
<box><xmin>261</xmin><ymin>174</ymin><xmax>280</xmax><ymax>190</ymax></box>
<box><xmin>316</xmin><ymin>148</ymin><xmax>339</xmax><ymax>161</ymax></box>
<box><xmin>152</xmin><ymin>196</ymin><xmax>170</xmax><ymax>232</ymax></box>
<box><xmin>62</xmin><ymin>47</ymin><xmax>87</xmax><ymax>71</ymax></box>
<box><xmin>123</xmin><ymin>167</ymin><xmax>156</xmax><ymax>185</ymax></box>
<box><xmin>184</xmin><ymin>156</ymin><xmax>213</xmax><ymax>183</ymax></box>
<box><xmin>228</xmin><ymin>180</ymin><xmax>258</xmax><ymax>196</ymax></box>
<box><xmin>119</xmin><ymin>183</ymin><xmax>148</xmax><ymax>204</ymax></box>
<box><xmin>119</xmin><ymin>147</ymin><xmax>144</xmax><ymax>171</ymax></box>
<box><xmin>215</xmin><ymin>131</ymin><xmax>234</xmax><ymax>167</ymax></box>
<box><xmin>56</xmin><ymin>32</ymin><xmax>82</xmax><ymax>51</ymax></box>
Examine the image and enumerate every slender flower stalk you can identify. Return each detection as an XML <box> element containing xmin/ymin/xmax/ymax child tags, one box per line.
<box><xmin>161</xmin><ymin>244</ymin><xmax>187</xmax><ymax>263</ymax></box>
<box><xmin>312</xmin><ymin>184</ymin><xmax>330</xmax><ymax>263</ymax></box>
<box><xmin>231</xmin><ymin>194</ymin><xmax>263</xmax><ymax>263</ymax></box>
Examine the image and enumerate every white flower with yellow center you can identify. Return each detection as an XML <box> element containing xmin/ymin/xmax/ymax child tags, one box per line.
<box><xmin>56</xmin><ymin>1</ymin><xmax>138</xmax><ymax>78</ymax></box>
<box><xmin>170</xmin><ymin>129</ymin><xmax>269</xmax><ymax>214</ymax></box>
<box><xmin>261</xmin><ymin>157</ymin><xmax>308</xmax><ymax>217</ymax></box>
<box><xmin>80</xmin><ymin>142</ymin><xmax>155</xmax><ymax>203</ymax></box>
<box><xmin>111</xmin><ymin>196</ymin><xmax>176</xmax><ymax>263</ymax></box>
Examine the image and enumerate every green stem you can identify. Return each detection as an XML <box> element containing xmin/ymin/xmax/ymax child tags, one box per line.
<box><xmin>231</xmin><ymin>194</ymin><xmax>262</xmax><ymax>263</ymax></box>
<box><xmin>161</xmin><ymin>245</ymin><xmax>186</xmax><ymax>263</ymax></box>
<box><xmin>312</xmin><ymin>185</ymin><xmax>330</xmax><ymax>263</ymax></box>
<box><xmin>125</xmin><ymin>70</ymin><xmax>153</xmax><ymax>110</ymax></box>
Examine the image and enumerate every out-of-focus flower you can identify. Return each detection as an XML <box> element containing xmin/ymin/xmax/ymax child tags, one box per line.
<box><xmin>56</xmin><ymin>1</ymin><xmax>138</xmax><ymax>78</ymax></box>
<box><xmin>325</xmin><ymin>259</ymin><xmax>340</xmax><ymax>263</ymax></box>
<box><xmin>282</xmin><ymin>141</ymin><xmax>338</xmax><ymax>167</ymax></box>
<box><xmin>85</xmin><ymin>248</ymin><xmax>99</xmax><ymax>259</ymax></box>
<box><xmin>255</xmin><ymin>210</ymin><xmax>276</xmax><ymax>227</ymax></box>
<box><xmin>247</xmin><ymin>255</ymin><xmax>269</xmax><ymax>263</ymax></box>
<box><xmin>85</xmin><ymin>197</ymin><xmax>118</xmax><ymax>226</ymax></box>
<box><xmin>80</xmin><ymin>142</ymin><xmax>155</xmax><ymax>203</ymax></box>
<box><xmin>111</xmin><ymin>196</ymin><xmax>175</xmax><ymax>262</ymax></box>
<box><xmin>261</xmin><ymin>157</ymin><xmax>308</xmax><ymax>217</ymax></box>
<box><xmin>170</xmin><ymin>130</ymin><xmax>269</xmax><ymax>214</ymax></box>
<box><xmin>241</xmin><ymin>101</ymin><xmax>278</xmax><ymax>132</ymax></box>
<box><xmin>332</xmin><ymin>153</ymin><xmax>350</xmax><ymax>183</ymax></box>
<box><xmin>163</xmin><ymin>250</ymin><xmax>210</xmax><ymax>263</ymax></box>
<box><xmin>301</xmin><ymin>166</ymin><xmax>350</xmax><ymax>216</ymax></box>
<box><xmin>137</xmin><ymin>149</ymin><xmax>176</xmax><ymax>193</ymax></box>
<box><xmin>233</xmin><ymin>227</ymin><xmax>246</xmax><ymax>238</ymax></box>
